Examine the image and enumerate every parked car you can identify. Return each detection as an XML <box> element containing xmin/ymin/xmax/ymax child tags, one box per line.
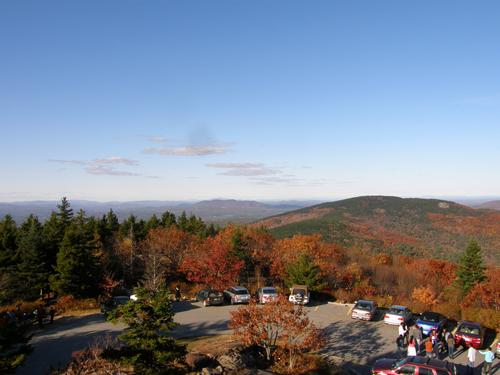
<box><xmin>497</xmin><ymin>341</ymin><xmax>500</xmax><ymax>357</ymax></box>
<box><xmin>288</xmin><ymin>285</ymin><xmax>310</xmax><ymax>305</ymax></box>
<box><xmin>372</xmin><ymin>356</ymin><xmax>456</xmax><ymax>375</ymax></box>
<box><xmin>196</xmin><ymin>289</ymin><xmax>224</xmax><ymax>307</ymax></box>
<box><xmin>384</xmin><ymin>305</ymin><xmax>412</xmax><ymax>325</ymax></box>
<box><xmin>415</xmin><ymin>311</ymin><xmax>446</xmax><ymax>336</ymax></box>
<box><xmin>351</xmin><ymin>300</ymin><xmax>377</xmax><ymax>321</ymax></box>
<box><xmin>100</xmin><ymin>296</ymin><xmax>131</xmax><ymax>316</ymax></box>
<box><xmin>257</xmin><ymin>287</ymin><xmax>278</xmax><ymax>304</ymax></box>
<box><xmin>454</xmin><ymin>321</ymin><xmax>485</xmax><ymax>349</ymax></box>
<box><xmin>224</xmin><ymin>286</ymin><xmax>251</xmax><ymax>305</ymax></box>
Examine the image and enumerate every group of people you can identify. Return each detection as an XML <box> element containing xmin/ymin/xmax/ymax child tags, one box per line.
<box><xmin>395</xmin><ymin>322</ymin><xmax>495</xmax><ymax>375</ymax></box>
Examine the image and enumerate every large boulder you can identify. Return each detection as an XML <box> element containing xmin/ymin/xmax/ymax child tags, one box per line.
<box><xmin>201</xmin><ymin>366</ymin><xmax>224</xmax><ymax>375</ymax></box>
<box><xmin>185</xmin><ymin>352</ymin><xmax>214</xmax><ymax>370</ymax></box>
<box><xmin>217</xmin><ymin>348</ymin><xmax>255</xmax><ymax>371</ymax></box>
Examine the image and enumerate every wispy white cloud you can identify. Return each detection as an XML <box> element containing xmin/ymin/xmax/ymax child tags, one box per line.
<box><xmin>206</xmin><ymin>162</ymin><xmax>281</xmax><ymax>176</ymax></box>
<box><xmin>144</xmin><ymin>145</ymin><xmax>229</xmax><ymax>156</ymax></box>
<box><xmin>147</xmin><ymin>136</ymin><xmax>168</xmax><ymax>144</ymax></box>
<box><xmin>85</xmin><ymin>165</ymin><xmax>140</xmax><ymax>176</ymax></box>
<box><xmin>49</xmin><ymin>156</ymin><xmax>142</xmax><ymax>177</ymax></box>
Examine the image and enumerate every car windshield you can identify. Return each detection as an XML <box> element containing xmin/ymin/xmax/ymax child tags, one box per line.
<box><xmin>355</xmin><ymin>301</ymin><xmax>373</xmax><ymax>310</ymax></box>
<box><xmin>263</xmin><ymin>288</ymin><xmax>276</xmax><ymax>294</ymax></box>
<box><xmin>421</xmin><ymin>313</ymin><xmax>440</xmax><ymax>323</ymax></box>
<box><xmin>458</xmin><ymin>324</ymin><xmax>480</xmax><ymax>335</ymax></box>
<box><xmin>209</xmin><ymin>291</ymin><xmax>222</xmax><ymax>297</ymax></box>
<box><xmin>234</xmin><ymin>289</ymin><xmax>249</xmax><ymax>295</ymax></box>
<box><xmin>388</xmin><ymin>307</ymin><xmax>405</xmax><ymax>315</ymax></box>
<box><xmin>292</xmin><ymin>288</ymin><xmax>306</xmax><ymax>295</ymax></box>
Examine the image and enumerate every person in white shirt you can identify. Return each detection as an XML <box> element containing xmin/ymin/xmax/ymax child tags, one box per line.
<box><xmin>467</xmin><ymin>346</ymin><xmax>477</xmax><ymax>375</ymax></box>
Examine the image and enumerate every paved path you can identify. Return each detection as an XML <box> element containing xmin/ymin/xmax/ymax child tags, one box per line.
<box><xmin>16</xmin><ymin>302</ymin><xmax>499</xmax><ymax>375</ymax></box>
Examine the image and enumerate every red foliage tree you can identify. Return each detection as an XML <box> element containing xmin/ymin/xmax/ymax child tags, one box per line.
<box><xmin>180</xmin><ymin>235</ymin><xmax>244</xmax><ymax>290</ymax></box>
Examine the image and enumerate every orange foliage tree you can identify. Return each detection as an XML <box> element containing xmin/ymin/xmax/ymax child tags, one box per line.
<box><xmin>271</xmin><ymin>234</ymin><xmax>343</xmax><ymax>287</ymax></box>
<box><xmin>180</xmin><ymin>235</ymin><xmax>244</xmax><ymax>290</ymax></box>
<box><xmin>412</xmin><ymin>285</ymin><xmax>439</xmax><ymax>309</ymax></box>
<box><xmin>229</xmin><ymin>296</ymin><xmax>325</xmax><ymax>370</ymax></box>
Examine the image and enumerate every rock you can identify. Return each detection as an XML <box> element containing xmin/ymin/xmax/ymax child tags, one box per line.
<box><xmin>201</xmin><ymin>366</ymin><xmax>224</xmax><ymax>375</ymax></box>
<box><xmin>217</xmin><ymin>348</ymin><xmax>255</xmax><ymax>371</ymax></box>
<box><xmin>186</xmin><ymin>352</ymin><xmax>213</xmax><ymax>370</ymax></box>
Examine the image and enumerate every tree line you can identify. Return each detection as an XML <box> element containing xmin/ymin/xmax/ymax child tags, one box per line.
<box><xmin>0</xmin><ymin>198</ymin><xmax>498</xmax><ymax>330</ymax></box>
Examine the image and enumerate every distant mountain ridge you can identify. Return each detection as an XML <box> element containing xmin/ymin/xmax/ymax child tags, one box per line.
<box><xmin>0</xmin><ymin>199</ymin><xmax>319</xmax><ymax>224</ymax></box>
<box><xmin>476</xmin><ymin>200</ymin><xmax>500</xmax><ymax>211</ymax></box>
<box><xmin>255</xmin><ymin>195</ymin><xmax>500</xmax><ymax>264</ymax></box>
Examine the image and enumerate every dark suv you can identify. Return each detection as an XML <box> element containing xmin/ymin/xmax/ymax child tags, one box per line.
<box><xmin>372</xmin><ymin>356</ymin><xmax>457</xmax><ymax>375</ymax></box>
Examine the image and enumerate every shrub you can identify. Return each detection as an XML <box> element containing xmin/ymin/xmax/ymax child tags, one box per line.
<box><xmin>461</xmin><ymin>308</ymin><xmax>500</xmax><ymax>332</ymax></box>
<box><xmin>54</xmin><ymin>296</ymin><xmax>99</xmax><ymax>314</ymax></box>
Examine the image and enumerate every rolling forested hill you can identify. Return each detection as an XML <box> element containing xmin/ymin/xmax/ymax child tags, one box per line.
<box><xmin>256</xmin><ymin>196</ymin><xmax>500</xmax><ymax>264</ymax></box>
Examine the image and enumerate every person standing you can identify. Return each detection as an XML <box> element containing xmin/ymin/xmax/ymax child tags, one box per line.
<box><xmin>397</xmin><ymin>335</ymin><xmax>405</xmax><ymax>358</ymax></box>
<box><xmin>399</xmin><ymin>323</ymin><xmax>407</xmax><ymax>345</ymax></box>
<box><xmin>416</xmin><ymin>327</ymin><xmax>424</xmax><ymax>354</ymax></box>
<box><xmin>407</xmin><ymin>337</ymin><xmax>417</xmax><ymax>357</ymax></box>
<box><xmin>467</xmin><ymin>346</ymin><xmax>477</xmax><ymax>375</ymax></box>
<box><xmin>425</xmin><ymin>338</ymin><xmax>434</xmax><ymax>359</ymax></box>
<box><xmin>446</xmin><ymin>332</ymin><xmax>455</xmax><ymax>359</ymax></box>
<box><xmin>49</xmin><ymin>306</ymin><xmax>55</xmax><ymax>324</ymax></box>
<box><xmin>478</xmin><ymin>347</ymin><xmax>494</xmax><ymax>375</ymax></box>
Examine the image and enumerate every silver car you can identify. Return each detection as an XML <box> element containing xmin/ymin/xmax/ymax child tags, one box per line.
<box><xmin>224</xmin><ymin>286</ymin><xmax>251</xmax><ymax>305</ymax></box>
<box><xmin>257</xmin><ymin>287</ymin><xmax>278</xmax><ymax>304</ymax></box>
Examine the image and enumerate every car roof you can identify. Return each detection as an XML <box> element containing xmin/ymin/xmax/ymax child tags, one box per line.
<box><xmin>419</xmin><ymin>311</ymin><xmax>442</xmax><ymax>318</ymax></box>
<box><xmin>233</xmin><ymin>286</ymin><xmax>248</xmax><ymax>291</ymax></box>
<box><xmin>357</xmin><ymin>300</ymin><xmax>374</xmax><ymax>304</ymax></box>
<box><xmin>458</xmin><ymin>320</ymin><xmax>481</xmax><ymax>327</ymax></box>
<box><xmin>406</xmin><ymin>356</ymin><xmax>453</xmax><ymax>370</ymax></box>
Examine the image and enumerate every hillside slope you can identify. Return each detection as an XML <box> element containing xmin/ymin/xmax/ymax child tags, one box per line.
<box><xmin>476</xmin><ymin>200</ymin><xmax>500</xmax><ymax>211</ymax></box>
<box><xmin>256</xmin><ymin>196</ymin><xmax>500</xmax><ymax>264</ymax></box>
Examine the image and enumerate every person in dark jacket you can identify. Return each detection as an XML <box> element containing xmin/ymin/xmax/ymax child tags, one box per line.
<box><xmin>396</xmin><ymin>335</ymin><xmax>405</xmax><ymax>358</ymax></box>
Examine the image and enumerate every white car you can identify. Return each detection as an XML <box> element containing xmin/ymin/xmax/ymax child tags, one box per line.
<box><xmin>384</xmin><ymin>305</ymin><xmax>412</xmax><ymax>325</ymax></box>
<box><xmin>288</xmin><ymin>285</ymin><xmax>310</xmax><ymax>305</ymax></box>
<box><xmin>224</xmin><ymin>286</ymin><xmax>251</xmax><ymax>305</ymax></box>
<box><xmin>257</xmin><ymin>287</ymin><xmax>278</xmax><ymax>304</ymax></box>
<box><xmin>351</xmin><ymin>300</ymin><xmax>377</xmax><ymax>321</ymax></box>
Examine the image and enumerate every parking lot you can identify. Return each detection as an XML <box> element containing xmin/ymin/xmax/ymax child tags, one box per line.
<box><xmin>173</xmin><ymin>300</ymin><xmax>499</xmax><ymax>373</ymax></box>
<box><xmin>17</xmin><ymin>301</ymin><xmax>499</xmax><ymax>375</ymax></box>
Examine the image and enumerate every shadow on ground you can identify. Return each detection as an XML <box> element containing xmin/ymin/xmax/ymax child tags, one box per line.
<box><xmin>171</xmin><ymin>300</ymin><xmax>202</xmax><ymax>314</ymax></box>
<box><xmin>171</xmin><ymin>319</ymin><xmax>230</xmax><ymax>339</ymax></box>
<box><xmin>320</xmin><ymin>320</ymin><xmax>384</xmax><ymax>365</ymax></box>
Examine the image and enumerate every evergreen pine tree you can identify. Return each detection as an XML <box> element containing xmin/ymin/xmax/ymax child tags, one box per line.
<box><xmin>50</xmin><ymin>218</ymin><xmax>102</xmax><ymax>298</ymax></box>
<box><xmin>160</xmin><ymin>211</ymin><xmax>176</xmax><ymax>228</ymax></box>
<box><xmin>42</xmin><ymin>212</ymin><xmax>61</xmax><ymax>269</ymax></box>
<box><xmin>105</xmin><ymin>287</ymin><xmax>185</xmax><ymax>372</ymax></box>
<box><xmin>0</xmin><ymin>215</ymin><xmax>18</xmax><ymax>269</ymax></box>
<box><xmin>285</xmin><ymin>253</ymin><xmax>325</xmax><ymax>291</ymax></box>
<box><xmin>13</xmin><ymin>215</ymin><xmax>49</xmax><ymax>299</ymax></box>
<box><xmin>456</xmin><ymin>240</ymin><xmax>486</xmax><ymax>295</ymax></box>
<box><xmin>57</xmin><ymin>196</ymin><xmax>74</xmax><ymax>230</ymax></box>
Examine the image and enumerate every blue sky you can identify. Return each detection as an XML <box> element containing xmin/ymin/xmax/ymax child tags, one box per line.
<box><xmin>1</xmin><ymin>1</ymin><xmax>499</xmax><ymax>201</ymax></box>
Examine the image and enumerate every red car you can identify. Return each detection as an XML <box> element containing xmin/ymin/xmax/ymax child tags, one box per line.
<box><xmin>372</xmin><ymin>356</ymin><xmax>457</xmax><ymax>375</ymax></box>
<box><xmin>454</xmin><ymin>321</ymin><xmax>484</xmax><ymax>349</ymax></box>
<box><xmin>372</xmin><ymin>356</ymin><xmax>456</xmax><ymax>375</ymax></box>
